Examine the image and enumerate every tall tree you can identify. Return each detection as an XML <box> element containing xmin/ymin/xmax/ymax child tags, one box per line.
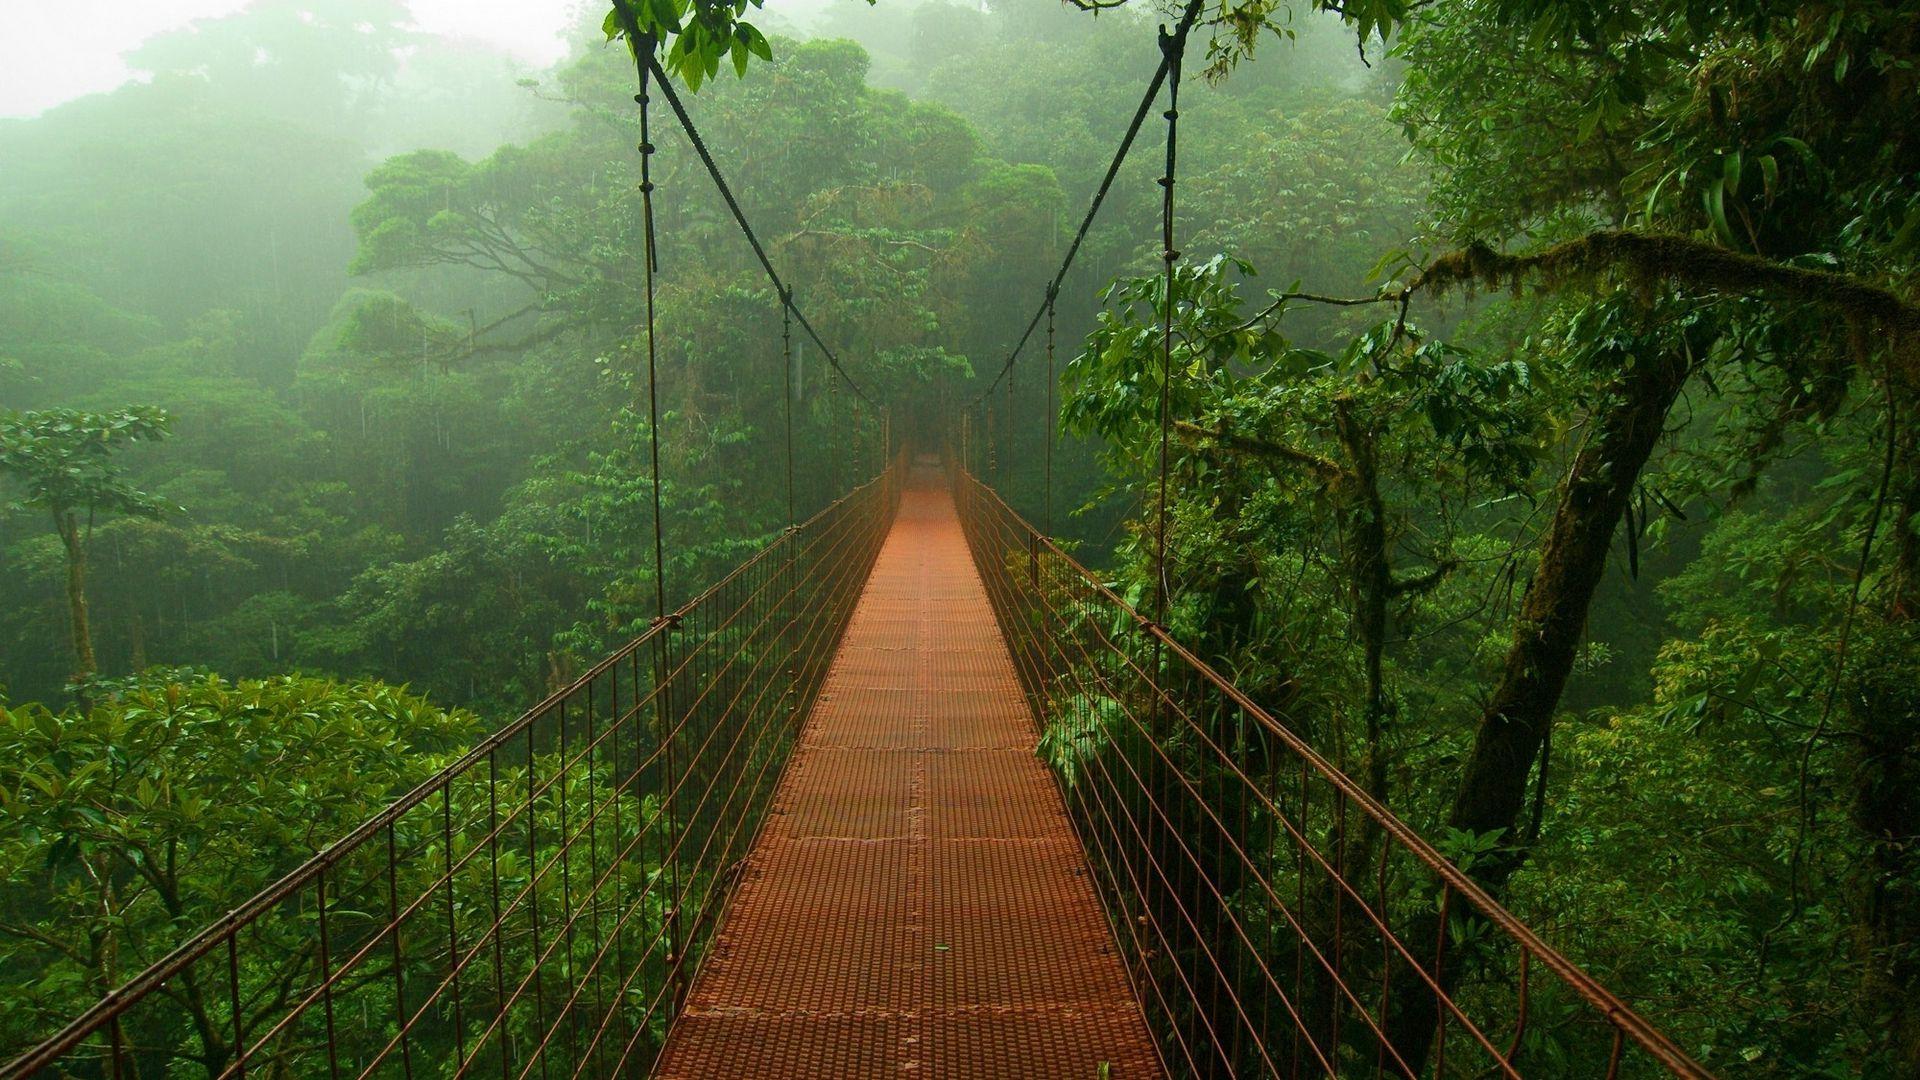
<box><xmin>0</xmin><ymin>408</ymin><xmax>172</xmax><ymax>681</ymax></box>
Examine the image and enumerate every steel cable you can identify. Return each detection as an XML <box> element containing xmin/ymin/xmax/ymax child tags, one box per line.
<box><xmin>637</xmin><ymin>52</ymin><xmax>877</xmax><ymax>409</ymax></box>
<box><xmin>968</xmin><ymin>0</ymin><xmax>1206</xmax><ymax>409</ymax></box>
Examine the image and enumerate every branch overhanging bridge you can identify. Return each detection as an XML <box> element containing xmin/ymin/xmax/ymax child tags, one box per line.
<box><xmin>7</xmin><ymin>5</ymin><xmax>1717</xmax><ymax>1077</ymax></box>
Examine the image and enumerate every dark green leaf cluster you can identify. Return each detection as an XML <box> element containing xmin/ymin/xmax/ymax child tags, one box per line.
<box><xmin>0</xmin><ymin>407</ymin><xmax>175</xmax><ymax>521</ymax></box>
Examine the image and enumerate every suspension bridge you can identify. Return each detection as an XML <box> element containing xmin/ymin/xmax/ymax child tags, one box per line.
<box><xmin>5</xmin><ymin>5</ymin><xmax>1718</xmax><ymax>1078</ymax></box>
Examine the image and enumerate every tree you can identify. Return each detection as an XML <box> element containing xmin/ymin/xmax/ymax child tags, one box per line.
<box><xmin>0</xmin><ymin>408</ymin><xmax>173</xmax><ymax>683</ymax></box>
<box><xmin>0</xmin><ymin>672</ymin><xmax>478</xmax><ymax>1072</ymax></box>
<box><xmin>1040</xmin><ymin>0</ymin><xmax>1919</xmax><ymax>1068</ymax></box>
<box><xmin>127</xmin><ymin>0</ymin><xmax>415</xmax><ymax>130</ymax></box>
<box><xmin>1381</xmin><ymin>0</ymin><xmax>1920</xmax><ymax>1060</ymax></box>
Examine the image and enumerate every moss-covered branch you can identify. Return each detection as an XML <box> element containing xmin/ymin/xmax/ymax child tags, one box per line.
<box><xmin>1415</xmin><ymin>230</ymin><xmax>1920</xmax><ymax>359</ymax></box>
<box><xmin>1174</xmin><ymin>419</ymin><xmax>1344</xmax><ymax>479</ymax></box>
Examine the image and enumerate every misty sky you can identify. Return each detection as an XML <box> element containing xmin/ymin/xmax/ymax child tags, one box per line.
<box><xmin>0</xmin><ymin>0</ymin><xmax>586</xmax><ymax>119</ymax></box>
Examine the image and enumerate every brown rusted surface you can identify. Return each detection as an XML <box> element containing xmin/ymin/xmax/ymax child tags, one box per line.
<box><xmin>653</xmin><ymin>477</ymin><xmax>1162</xmax><ymax>1078</ymax></box>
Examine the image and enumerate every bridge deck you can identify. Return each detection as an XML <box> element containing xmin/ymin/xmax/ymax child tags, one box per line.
<box><xmin>654</xmin><ymin>478</ymin><xmax>1161</xmax><ymax>1077</ymax></box>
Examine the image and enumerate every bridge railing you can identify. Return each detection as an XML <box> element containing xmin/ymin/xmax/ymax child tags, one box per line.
<box><xmin>953</xmin><ymin>469</ymin><xmax>1711</xmax><ymax>1080</ymax></box>
<box><xmin>5</xmin><ymin>462</ymin><xmax>903</xmax><ymax>1080</ymax></box>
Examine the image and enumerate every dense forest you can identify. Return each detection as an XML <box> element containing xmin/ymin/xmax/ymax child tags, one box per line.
<box><xmin>2</xmin><ymin>0</ymin><xmax>1917</xmax><ymax>1075</ymax></box>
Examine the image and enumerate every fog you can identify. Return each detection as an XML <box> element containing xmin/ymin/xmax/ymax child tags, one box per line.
<box><xmin>3</xmin><ymin>2</ymin><xmax>1915</xmax><ymax>1075</ymax></box>
<box><xmin>0</xmin><ymin>0</ymin><xmax>1389</xmax><ymax>706</ymax></box>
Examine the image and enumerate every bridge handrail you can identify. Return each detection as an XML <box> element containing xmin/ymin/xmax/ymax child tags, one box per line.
<box><xmin>4</xmin><ymin>462</ymin><xmax>903</xmax><ymax>1080</ymax></box>
<box><xmin>954</xmin><ymin>467</ymin><xmax>1712</xmax><ymax>1079</ymax></box>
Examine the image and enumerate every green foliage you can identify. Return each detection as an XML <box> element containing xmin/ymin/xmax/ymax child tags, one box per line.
<box><xmin>601</xmin><ymin>0</ymin><xmax>787</xmax><ymax>90</ymax></box>
<box><xmin>5</xmin><ymin>20</ymin><xmax>1046</xmax><ymax>704</ymax></box>
<box><xmin>1040</xmin><ymin>692</ymin><xmax>1126</xmax><ymax>788</ymax></box>
<box><xmin>0</xmin><ymin>408</ymin><xmax>175</xmax><ymax>523</ymax></box>
<box><xmin>0</xmin><ymin>672</ymin><xmax>478</xmax><ymax>1058</ymax></box>
<box><xmin>0</xmin><ymin>0</ymin><xmax>1914</xmax><ymax>1073</ymax></box>
<box><xmin>1045</xmin><ymin>0</ymin><xmax>1919</xmax><ymax>1071</ymax></box>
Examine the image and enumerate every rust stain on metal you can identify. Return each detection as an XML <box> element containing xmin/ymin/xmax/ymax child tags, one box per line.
<box><xmin>653</xmin><ymin>476</ymin><xmax>1162</xmax><ymax>1078</ymax></box>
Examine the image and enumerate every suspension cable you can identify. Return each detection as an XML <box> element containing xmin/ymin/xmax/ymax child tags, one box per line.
<box><xmin>626</xmin><ymin>32</ymin><xmax>667</xmax><ymax>622</ymax></box>
<box><xmin>987</xmin><ymin>399</ymin><xmax>996</xmax><ymax>479</ymax></box>
<box><xmin>1005</xmin><ymin>355</ymin><xmax>1015</xmax><ymax>490</ymax></box>
<box><xmin>830</xmin><ymin>364</ymin><xmax>844</xmax><ymax>494</ymax></box>
<box><xmin>1044</xmin><ymin>284</ymin><xmax>1056</xmax><ymax>537</ymax></box>
<box><xmin>607</xmin><ymin>5</ymin><xmax>687</xmax><ymax>1011</ymax></box>
<box><xmin>639</xmin><ymin>53</ymin><xmax>877</xmax><ymax>409</ymax></box>
<box><xmin>781</xmin><ymin>285</ymin><xmax>795</xmax><ymax>528</ymax></box>
<box><xmin>968</xmin><ymin>0</ymin><xmax>1205</xmax><ymax>410</ymax></box>
<box><xmin>1152</xmin><ymin>15</ymin><xmax>1191</xmax><ymax>630</ymax></box>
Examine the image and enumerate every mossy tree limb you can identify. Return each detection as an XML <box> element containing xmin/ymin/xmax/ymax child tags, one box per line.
<box><xmin>1414</xmin><ymin>230</ymin><xmax>1920</xmax><ymax>368</ymax></box>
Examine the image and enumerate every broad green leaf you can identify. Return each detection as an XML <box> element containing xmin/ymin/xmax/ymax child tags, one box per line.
<box><xmin>1703</xmin><ymin>181</ymin><xmax>1736</xmax><ymax>247</ymax></box>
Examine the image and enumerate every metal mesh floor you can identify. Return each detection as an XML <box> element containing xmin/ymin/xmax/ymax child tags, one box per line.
<box><xmin>653</xmin><ymin>479</ymin><xmax>1162</xmax><ymax>1078</ymax></box>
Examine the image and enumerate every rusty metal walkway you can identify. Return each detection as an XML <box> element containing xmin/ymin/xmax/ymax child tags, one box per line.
<box><xmin>653</xmin><ymin>476</ymin><xmax>1162</xmax><ymax>1077</ymax></box>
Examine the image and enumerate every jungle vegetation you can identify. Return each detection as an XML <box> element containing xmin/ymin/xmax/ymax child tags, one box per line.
<box><xmin>1</xmin><ymin>0</ymin><xmax>1916</xmax><ymax>1075</ymax></box>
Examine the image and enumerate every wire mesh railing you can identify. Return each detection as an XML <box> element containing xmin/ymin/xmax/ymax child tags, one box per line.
<box><xmin>953</xmin><ymin>468</ymin><xmax>1711</xmax><ymax>1080</ymax></box>
<box><xmin>5</xmin><ymin>463</ymin><xmax>902</xmax><ymax>1080</ymax></box>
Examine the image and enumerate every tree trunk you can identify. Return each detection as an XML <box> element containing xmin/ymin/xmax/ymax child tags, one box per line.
<box><xmin>129</xmin><ymin>608</ymin><xmax>148</xmax><ymax>672</ymax></box>
<box><xmin>1848</xmin><ymin>413</ymin><xmax>1920</xmax><ymax>1071</ymax></box>
<box><xmin>1334</xmin><ymin>400</ymin><xmax>1392</xmax><ymax>806</ymax></box>
<box><xmin>1450</xmin><ymin>348</ymin><xmax>1689</xmax><ymax>868</ymax></box>
<box><xmin>57</xmin><ymin>509</ymin><xmax>97</xmax><ymax>682</ymax></box>
<box><xmin>1385</xmin><ymin>348</ymin><xmax>1690</xmax><ymax>1070</ymax></box>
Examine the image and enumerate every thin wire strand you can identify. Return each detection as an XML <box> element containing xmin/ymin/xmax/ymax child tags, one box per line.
<box><xmin>639</xmin><ymin>53</ymin><xmax>877</xmax><ymax>408</ymax></box>
<box><xmin>969</xmin><ymin>0</ymin><xmax>1205</xmax><ymax>409</ymax></box>
<box><xmin>1151</xmin><ymin>15</ymin><xmax>1189</xmax><ymax>630</ymax></box>
<box><xmin>635</xmin><ymin>38</ymin><xmax>666</xmax><ymax>621</ymax></box>
<box><xmin>782</xmin><ymin>285</ymin><xmax>795</xmax><ymax>528</ymax></box>
<box><xmin>1045</xmin><ymin>286</ymin><xmax>1056</xmax><ymax>536</ymax></box>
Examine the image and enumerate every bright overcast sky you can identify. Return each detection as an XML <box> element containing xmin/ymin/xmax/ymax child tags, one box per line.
<box><xmin>0</xmin><ymin>0</ymin><xmax>584</xmax><ymax>119</ymax></box>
